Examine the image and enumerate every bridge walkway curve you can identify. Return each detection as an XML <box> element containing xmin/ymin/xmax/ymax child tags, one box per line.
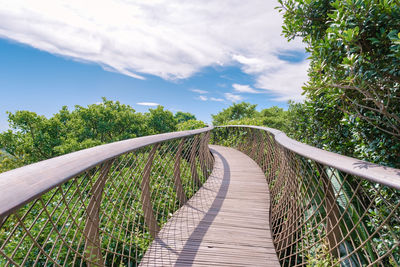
<box><xmin>140</xmin><ymin>145</ymin><xmax>280</xmax><ymax>266</ymax></box>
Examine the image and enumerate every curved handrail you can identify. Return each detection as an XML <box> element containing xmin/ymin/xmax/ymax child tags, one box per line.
<box><xmin>213</xmin><ymin>125</ymin><xmax>400</xmax><ymax>266</ymax></box>
<box><xmin>0</xmin><ymin>126</ymin><xmax>213</xmax><ymax>218</ymax></box>
<box><xmin>0</xmin><ymin>124</ymin><xmax>399</xmax><ymax>266</ymax></box>
<box><xmin>219</xmin><ymin>125</ymin><xmax>400</xmax><ymax>190</ymax></box>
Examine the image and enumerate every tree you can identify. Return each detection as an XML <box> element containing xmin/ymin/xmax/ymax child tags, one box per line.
<box><xmin>212</xmin><ymin>102</ymin><xmax>289</xmax><ymax>131</ymax></box>
<box><xmin>174</xmin><ymin>111</ymin><xmax>196</xmax><ymax>123</ymax></box>
<box><xmin>279</xmin><ymin>0</ymin><xmax>400</xmax><ymax>167</ymax></box>
<box><xmin>259</xmin><ymin>106</ymin><xmax>289</xmax><ymax>132</ymax></box>
<box><xmin>279</xmin><ymin>0</ymin><xmax>399</xmax><ymax>136</ymax></box>
<box><xmin>70</xmin><ymin>98</ymin><xmax>147</xmax><ymax>142</ymax></box>
<box><xmin>212</xmin><ymin>102</ymin><xmax>258</xmax><ymax>125</ymax></box>
<box><xmin>176</xmin><ymin>119</ymin><xmax>206</xmax><ymax>131</ymax></box>
<box><xmin>1</xmin><ymin>110</ymin><xmax>65</xmax><ymax>163</ymax></box>
<box><xmin>0</xmin><ymin>98</ymin><xmax>148</xmax><ymax>173</ymax></box>
<box><xmin>146</xmin><ymin>106</ymin><xmax>177</xmax><ymax>134</ymax></box>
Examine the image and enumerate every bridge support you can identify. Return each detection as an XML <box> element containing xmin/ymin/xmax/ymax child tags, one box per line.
<box><xmin>317</xmin><ymin>163</ymin><xmax>343</xmax><ymax>260</ymax></box>
<box><xmin>174</xmin><ymin>139</ymin><xmax>188</xmax><ymax>205</ymax></box>
<box><xmin>83</xmin><ymin>160</ymin><xmax>113</xmax><ymax>267</ymax></box>
<box><xmin>190</xmin><ymin>135</ymin><xmax>202</xmax><ymax>187</ymax></box>
<box><xmin>199</xmin><ymin>133</ymin><xmax>209</xmax><ymax>179</ymax></box>
<box><xmin>141</xmin><ymin>144</ymin><xmax>160</xmax><ymax>239</ymax></box>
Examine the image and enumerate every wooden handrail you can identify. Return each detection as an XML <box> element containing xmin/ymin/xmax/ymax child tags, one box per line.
<box><xmin>0</xmin><ymin>127</ymin><xmax>213</xmax><ymax>218</ymax></box>
<box><xmin>213</xmin><ymin>126</ymin><xmax>400</xmax><ymax>266</ymax></box>
<box><xmin>1</xmin><ymin>125</ymin><xmax>399</xmax><ymax>266</ymax></box>
<box><xmin>219</xmin><ymin>125</ymin><xmax>400</xmax><ymax>190</ymax></box>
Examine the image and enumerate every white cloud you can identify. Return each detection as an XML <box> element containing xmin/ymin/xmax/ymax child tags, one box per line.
<box><xmin>224</xmin><ymin>93</ymin><xmax>243</xmax><ymax>102</ymax></box>
<box><xmin>0</xmin><ymin>0</ymin><xmax>308</xmax><ymax>100</ymax></box>
<box><xmin>255</xmin><ymin>60</ymin><xmax>309</xmax><ymax>101</ymax></box>
<box><xmin>191</xmin><ymin>89</ymin><xmax>208</xmax><ymax>94</ymax></box>
<box><xmin>232</xmin><ymin>83</ymin><xmax>259</xmax><ymax>94</ymax></box>
<box><xmin>198</xmin><ymin>95</ymin><xmax>208</xmax><ymax>101</ymax></box>
<box><xmin>136</xmin><ymin>102</ymin><xmax>159</xmax><ymax>106</ymax></box>
<box><xmin>210</xmin><ymin>97</ymin><xmax>224</xmax><ymax>102</ymax></box>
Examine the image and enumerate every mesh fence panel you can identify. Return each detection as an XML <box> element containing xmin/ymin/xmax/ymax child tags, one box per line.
<box><xmin>212</xmin><ymin>126</ymin><xmax>400</xmax><ymax>267</ymax></box>
<box><xmin>0</xmin><ymin>132</ymin><xmax>213</xmax><ymax>266</ymax></box>
<box><xmin>2</xmin><ymin>126</ymin><xmax>398</xmax><ymax>266</ymax></box>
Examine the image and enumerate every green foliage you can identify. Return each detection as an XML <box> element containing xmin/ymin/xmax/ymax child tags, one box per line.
<box><xmin>176</xmin><ymin>119</ymin><xmax>206</xmax><ymax>131</ymax></box>
<box><xmin>71</xmin><ymin>98</ymin><xmax>147</xmax><ymax>143</ymax></box>
<box><xmin>0</xmin><ymin>138</ymin><xmax>212</xmax><ymax>265</ymax></box>
<box><xmin>0</xmin><ymin>99</ymin><xmax>210</xmax><ymax>174</ymax></box>
<box><xmin>259</xmin><ymin>106</ymin><xmax>290</xmax><ymax>132</ymax></box>
<box><xmin>279</xmin><ymin>2</ymin><xmax>400</xmax><ymax>264</ymax></box>
<box><xmin>306</xmin><ymin>242</ymin><xmax>338</xmax><ymax>267</ymax></box>
<box><xmin>0</xmin><ymin>98</ymin><xmax>149</xmax><ymax>173</ymax></box>
<box><xmin>212</xmin><ymin>102</ymin><xmax>289</xmax><ymax>131</ymax></box>
<box><xmin>174</xmin><ymin>111</ymin><xmax>196</xmax><ymax>123</ymax></box>
<box><xmin>146</xmin><ymin>106</ymin><xmax>177</xmax><ymax>134</ymax></box>
<box><xmin>279</xmin><ymin>0</ymin><xmax>400</xmax><ymax>167</ymax></box>
<box><xmin>211</xmin><ymin>102</ymin><xmax>258</xmax><ymax>125</ymax></box>
<box><xmin>288</xmin><ymin>99</ymin><xmax>400</xmax><ymax>167</ymax></box>
<box><xmin>0</xmin><ymin>150</ymin><xmax>23</xmax><ymax>171</ymax></box>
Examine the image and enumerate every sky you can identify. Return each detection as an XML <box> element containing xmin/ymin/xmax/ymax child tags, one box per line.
<box><xmin>0</xmin><ymin>0</ymin><xmax>309</xmax><ymax>131</ymax></box>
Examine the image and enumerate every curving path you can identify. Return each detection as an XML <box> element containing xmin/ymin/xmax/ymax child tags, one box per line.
<box><xmin>140</xmin><ymin>145</ymin><xmax>279</xmax><ymax>266</ymax></box>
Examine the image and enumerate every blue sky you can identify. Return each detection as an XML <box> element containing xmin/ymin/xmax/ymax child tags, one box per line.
<box><xmin>0</xmin><ymin>1</ymin><xmax>309</xmax><ymax>131</ymax></box>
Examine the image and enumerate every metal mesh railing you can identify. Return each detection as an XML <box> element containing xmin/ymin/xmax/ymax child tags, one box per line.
<box><xmin>1</xmin><ymin>125</ymin><xmax>399</xmax><ymax>266</ymax></box>
<box><xmin>212</xmin><ymin>126</ymin><xmax>400</xmax><ymax>267</ymax></box>
<box><xmin>0</xmin><ymin>129</ymin><xmax>214</xmax><ymax>266</ymax></box>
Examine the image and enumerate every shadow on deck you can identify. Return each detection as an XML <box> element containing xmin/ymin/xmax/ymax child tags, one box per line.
<box><xmin>140</xmin><ymin>145</ymin><xmax>280</xmax><ymax>266</ymax></box>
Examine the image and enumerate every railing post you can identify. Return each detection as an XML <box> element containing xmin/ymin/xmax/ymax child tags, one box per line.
<box><xmin>263</xmin><ymin>133</ymin><xmax>278</xmax><ymax>184</ymax></box>
<box><xmin>237</xmin><ymin>127</ymin><xmax>246</xmax><ymax>152</ymax></box>
<box><xmin>204</xmin><ymin>131</ymin><xmax>214</xmax><ymax>174</ymax></box>
<box><xmin>0</xmin><ymin>215</ymin><xmax>6</xmax><ymax>229</ymax></box>
<box><xmin>317</xmin><ymin>163</ymin><xmax>343</xmax><ymax>259</ymax></box>
<box><xmin>256</xmin><ymin>131</ymin><xmax>265</xmax><ymax>167</ymax></box>
<box><xmin>84</xmin><ymin>160</ymin><xmax>113</xmax><ymax>267</ymax></box>
<box><xmin>250</xmin><ymin>128</ymin><xmax>258</xmax><ymax>159</ymax></box>
<box><xmin>141</xmin><ymin>144</ymin><xmax>160</xmax><ymax>239</ymax></box>
<box><xmin>190</xmin><ymin>135</ymin><xmax>202</xmax><ymax>187</ymax></box>
<box><xmin>174</xmin><ymin>139</ymin><xmax>188</xmax><ymax>205</ymax></box>
<box><xmin>198</xmin><ymin>133</ymin><xmax>209</xmax><ymax>179</ymax></box>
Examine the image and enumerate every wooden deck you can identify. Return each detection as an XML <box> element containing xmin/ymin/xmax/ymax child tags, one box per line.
<box><xmin>140</xmin><ymin>145</ymin><xmax>280</xmax><ymax>266</ymax></box>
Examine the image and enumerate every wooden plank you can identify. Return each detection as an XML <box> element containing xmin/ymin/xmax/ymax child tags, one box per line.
<box><xmin>140</xmin><ymin>145</ymin><xmax>280</xmax><ymax>266</ymax></box>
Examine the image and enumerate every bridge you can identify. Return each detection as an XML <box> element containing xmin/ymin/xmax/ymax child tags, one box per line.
<box><xmin>0</xmin><ymin>126</ymin><xmax>399</xmax><ymax>266</ymax></box>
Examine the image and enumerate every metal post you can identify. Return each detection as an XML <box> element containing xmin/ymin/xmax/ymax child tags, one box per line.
<box><xmin>190</xmin><ymin>135</ymin><xmax>202</xmax><ymax>187</ymax></box>
<box><xmin>317</xmin><ymin>163</ymin><xmax>343</xmax><ymax>259</ymax></box>
<box><xmin>174</xmin><ymin>139</ymin><xmax>188</xmax><ymax>205</ymax></box>
<box><xmin>84</xmin><ymin>160</ymin><xmax>113</xmax><ymax>267</ymax></box>
<box><xmin>141</xmin><ymin>144</ymin><xmax>160</xmax><ymax>239</ymax></box>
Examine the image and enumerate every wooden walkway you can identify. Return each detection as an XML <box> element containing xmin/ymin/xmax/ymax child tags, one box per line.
<box><xmin>140</xmin><ymin>145</ymin><xmax>279</xmax><ymax>266</ymax></box>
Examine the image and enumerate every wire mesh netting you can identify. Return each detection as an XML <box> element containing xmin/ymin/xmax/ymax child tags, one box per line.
<box><xmin>1</xmin><ymin>126</ymin><xmax>399</xmax><ymax>266</ymax></box>
<box><xmin>212</xmin><ymin>126</ymin><xmax>400</xmax><ymax>267</ymax></box>
<box><xmin>0</xmin><ymin>132</ymin><xmax>214</xmax><ymax>266</ymax></box>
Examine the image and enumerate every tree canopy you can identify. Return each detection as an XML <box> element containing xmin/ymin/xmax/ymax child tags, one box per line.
<box><xmin>174</xmin><ymin>111</ymin><xmax>196</xmax><ymax>123</ymax></box>
<box><xmin>212</xmin><ymin>102</ymin><xmax>258</xmax><ymax>125</ymax></box>
<box><xmin>279</xmin><ymin>0</ymin><xmax>399</xmax><ymax>136</ymax></box>
<box><xmin>176</xmin><ymin>119</ymin><xmax>206</xmax><ymax>131</ymax></box>
<box><xmin>146</xmin><ymin>106</ymin><xmax>177</xmax><ymax>134</ymax></box>
<box><xmin>279</xmin><ymin>0</ymin><xmax>400</xmax><ymax>167</ymax></box>
<box><xmin>0</xmin><ymin>98</ymin><xmax>205</xmax><ymax>173</ymax></box>
<box><xmin>211</xmin><ymin>102</ymin><xmax>289</xmax><ymax>131</ymax></box>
